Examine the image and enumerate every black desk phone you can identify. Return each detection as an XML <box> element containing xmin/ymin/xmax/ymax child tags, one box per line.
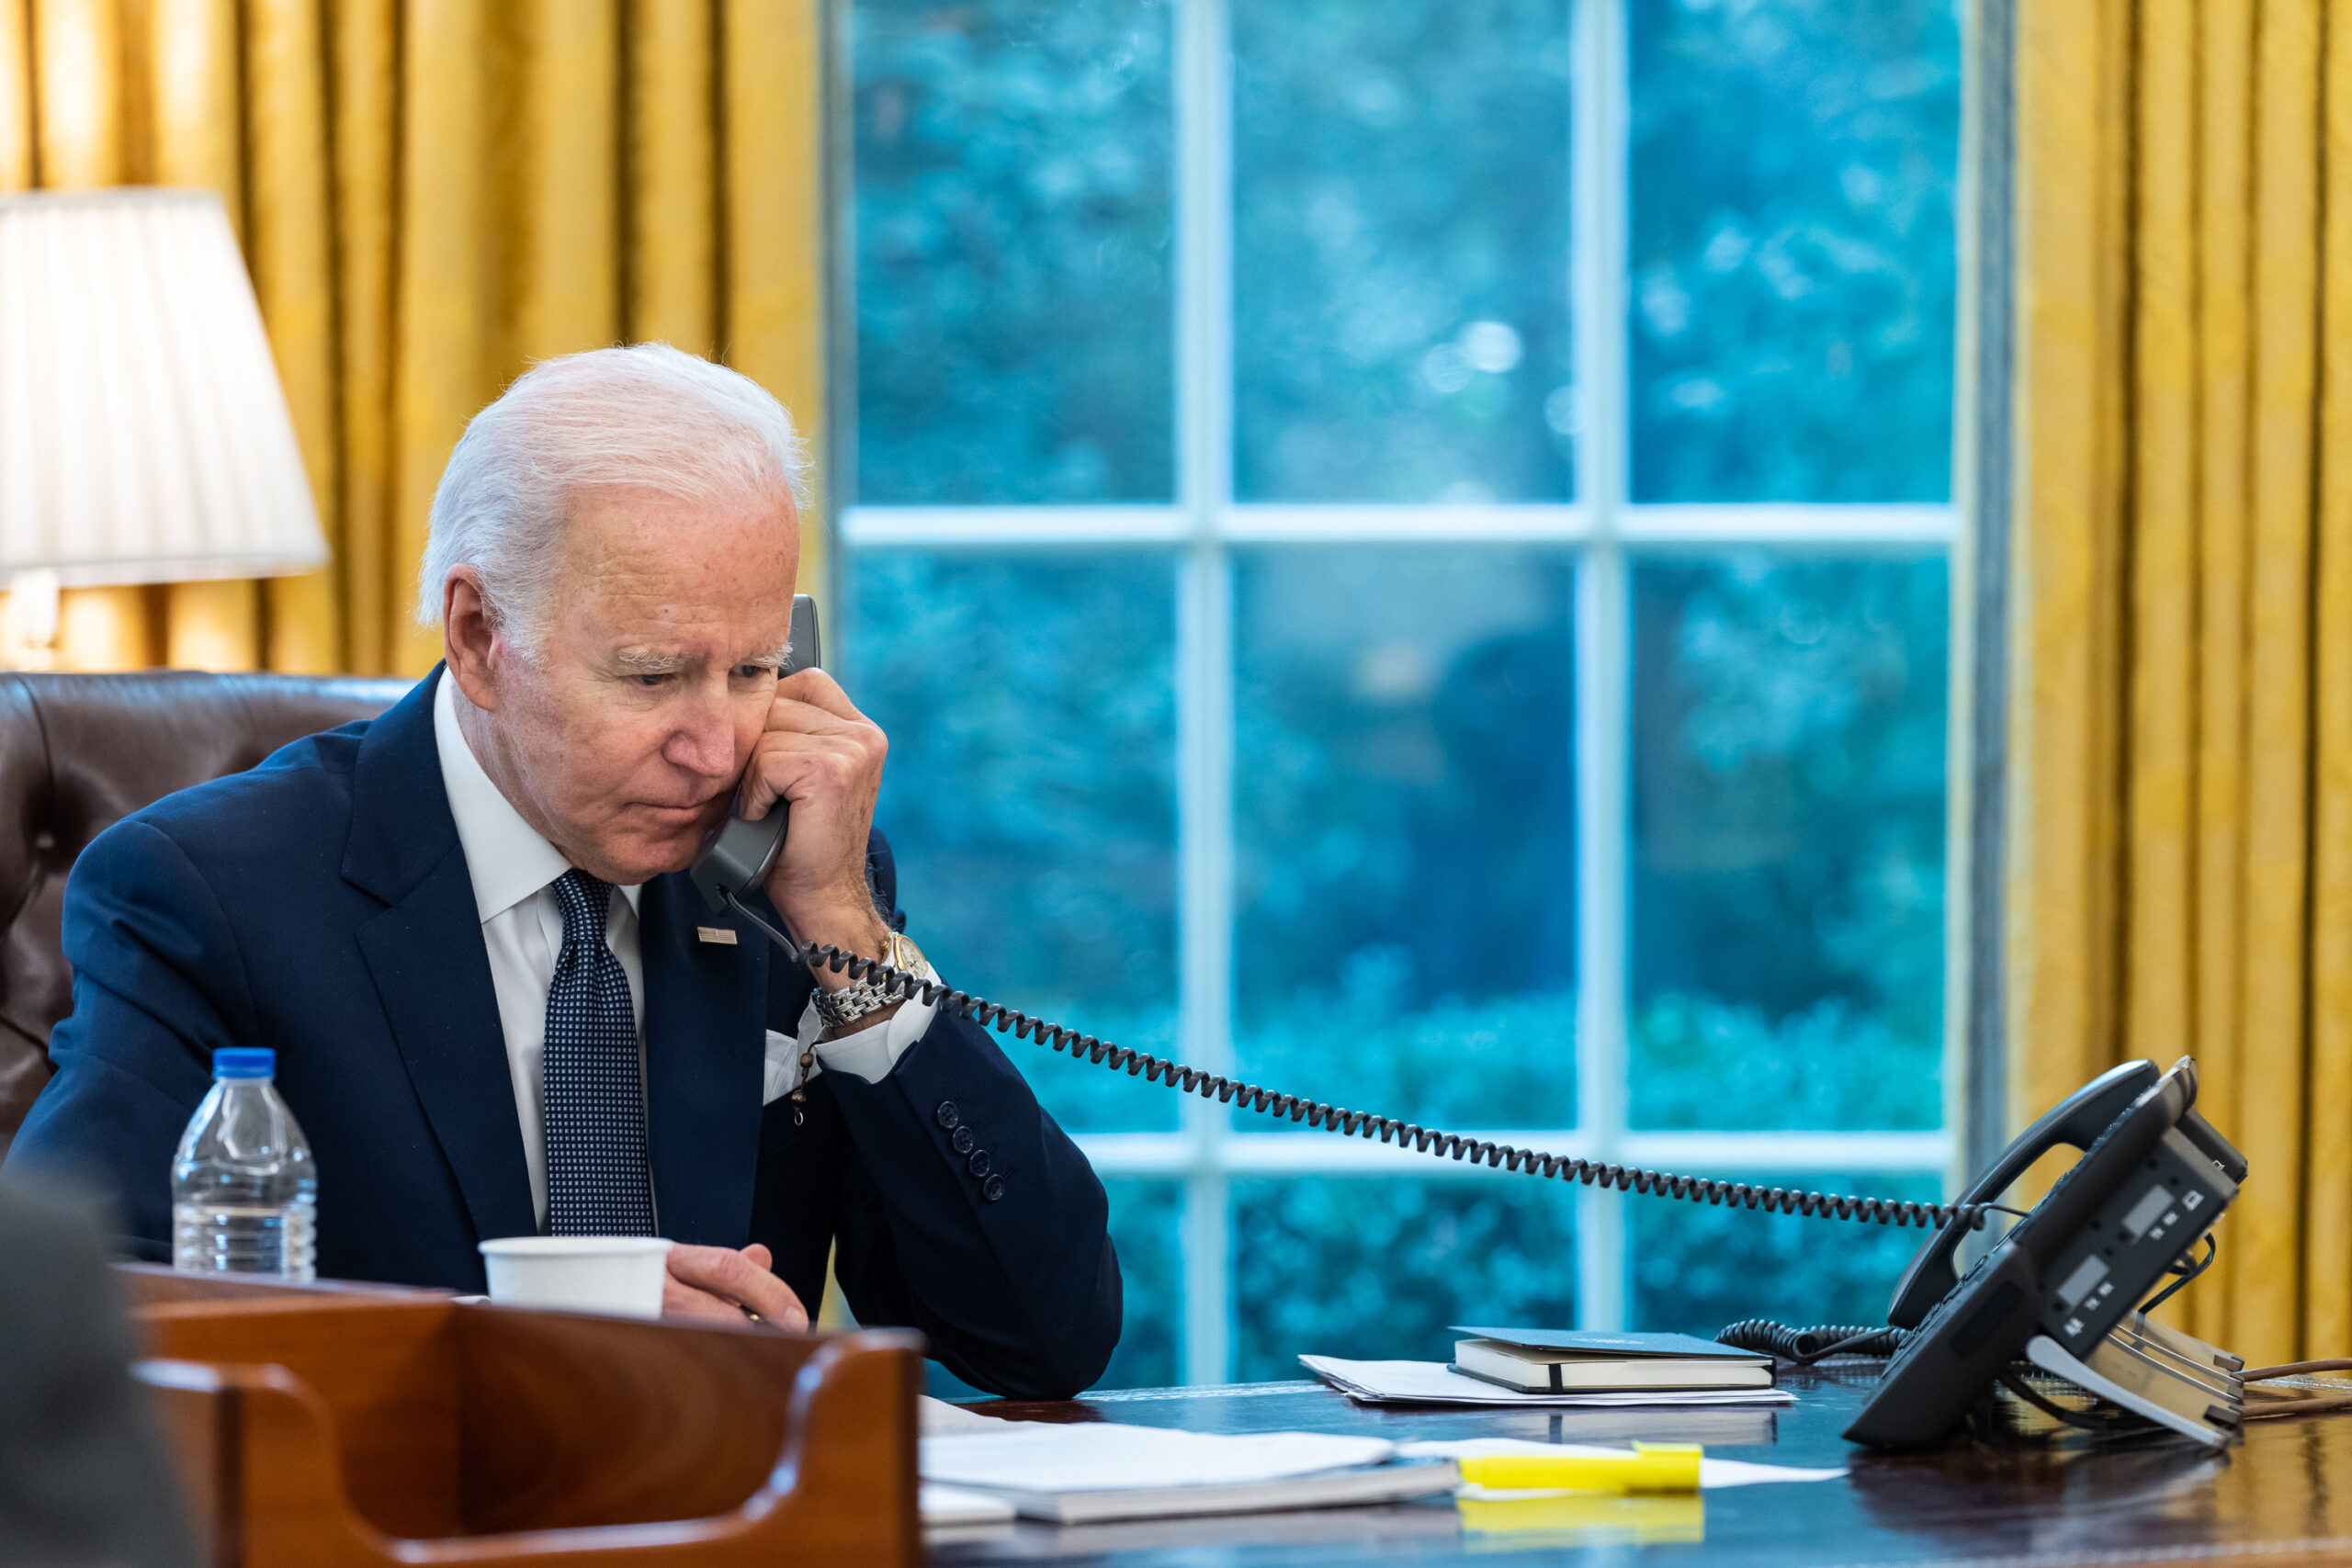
<box><xmin>1845</xmin><ymin>1057</ymin><xmax>2246</xmax><ymax>1448</ymax></box>
<box><xmin>692</xmin><ymin>598</ymin><xmax>2257</xmax><ymax>1450</ymax></box>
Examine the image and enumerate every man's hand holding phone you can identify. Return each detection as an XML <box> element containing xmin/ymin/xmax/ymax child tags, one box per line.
<box><xmin>735</xmin><ymin>668</ymin><xmax>898</xmax><ymax>1011</ymax></box>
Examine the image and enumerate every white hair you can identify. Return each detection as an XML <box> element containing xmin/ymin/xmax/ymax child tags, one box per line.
<box><xmin>415</xmin><ymin>343</ymin><xmax>809</xmax><ymax>651</ymax></box>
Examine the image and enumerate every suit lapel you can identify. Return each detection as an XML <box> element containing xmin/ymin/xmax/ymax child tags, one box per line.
<box><xmin>639</xmin><ymin>872</ymin><xmax>769</xmax><ymax>1244</ymax></box>
<box><xmin>345</xmin><ymin>668</ymin><xmax>538</xmax><ymax>1247</ymax></box>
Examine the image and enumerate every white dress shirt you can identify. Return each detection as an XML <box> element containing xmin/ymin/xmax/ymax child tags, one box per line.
<box><xmin>432</xmin><ymin>672</ymin><xmax>935</xmax><ymax>1229</ymax></box>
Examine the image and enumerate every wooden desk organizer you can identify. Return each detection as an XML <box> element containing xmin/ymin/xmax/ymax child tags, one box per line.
<box><xmin>120</xmin><ymin>1268</ymin><xmax>922</xmax><ymax>1568</ymax></box>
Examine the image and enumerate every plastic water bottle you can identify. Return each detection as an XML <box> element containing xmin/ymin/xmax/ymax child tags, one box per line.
<box><xmin>171</xmin><ymin>1047</ymin><xmax>316</xmax><ymax>1280</ymax></box>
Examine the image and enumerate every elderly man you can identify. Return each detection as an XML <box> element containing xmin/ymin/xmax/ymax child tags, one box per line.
<box><xmin>7</xmin><ymin>345</ymin><xmax>1122</xmax><ymax>1399</ymax></box>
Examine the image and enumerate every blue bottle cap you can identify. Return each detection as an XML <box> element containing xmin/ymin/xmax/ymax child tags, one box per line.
<box><xmin>213</xmin><ymin>1047</ymin><xmax>276</xmax><ymax>1078</ymax></box>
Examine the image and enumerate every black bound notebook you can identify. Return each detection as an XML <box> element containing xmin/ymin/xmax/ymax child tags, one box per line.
<box><xmin>1447</xmin><ymin>1327</ymin><xmax>1775</xmax><ymax>1394</ymax></box>
<box><xmin>1451</xmin><ymin>1328</ymin><xmax>1765</xmax><ymax>1359</ymax></box>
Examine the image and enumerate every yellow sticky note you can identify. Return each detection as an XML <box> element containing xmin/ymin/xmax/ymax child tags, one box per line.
<box><xmin>1457</xmin><ymin>1442</ymin><xmax>1702</xmax><ymax>1495</ymax></box>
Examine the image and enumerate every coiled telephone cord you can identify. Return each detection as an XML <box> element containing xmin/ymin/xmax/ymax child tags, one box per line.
<box><xmin>737</xmin><ymin>899</ymin><xmax>1990</xmax><ymax>1234</ymax></box>
<box><xmin>1715</xmin><ymin>1320</ymin><xmax>1909</xmax><ymax>1362</ymax></box>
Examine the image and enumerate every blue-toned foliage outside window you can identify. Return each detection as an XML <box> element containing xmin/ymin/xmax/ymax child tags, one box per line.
<box><xmin>1232</xmin><ymin>0</ymin><xmax>1576</xmax><ymax>502</ymax></box>
<box><xmin>844</xmin><ymin>0</ymin><xmax>1962</xmax><ymax>1391</ymax></box>
<box><xmin>846</xmin><ymin>550</ymin><xmax>1181</xmax><ymax>1135</ymax></box>
<box><xmin>1628</xmin><ymin>0</ymin><xmax>1962</xmax><ymax>502</ymax></box>
<box><xmin>1235</xmin><ymin>1179</ymin><xmax>1578</xmax><ymax>1381</ymax></box>
<box><xmin>852</xmin><ymin>0</ymin><xmax>1175</xmax><ymax>502</ymax></box>
<box><xmin>1629</xmin><ymin>557</ymin><xmax>1948</xmax><ymax>1133</ymax></box>
<box><xmin>1234</xmin><ymin>547</ymin><xmax>1577</xmax><ymax>1129</ymax></box>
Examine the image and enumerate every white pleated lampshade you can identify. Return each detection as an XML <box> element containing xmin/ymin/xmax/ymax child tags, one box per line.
<box><xmin>0</xmin><ymin>188</ymin><xmax>327</xmax><ymax>585</ymax></box>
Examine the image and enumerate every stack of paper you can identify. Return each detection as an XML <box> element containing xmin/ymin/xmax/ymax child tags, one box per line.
<box><xmin>919</xmin><ymin>1419</ymin><xmax>1457</xmax><ymax>1525</ymax></box>
<box><xmin>917</xmin><ymin>1483</ymin><xmax>1017</xmax><ymax>1533</ymax></box>
<box><xmin>1301</xmin><ymin>1354</ymin><xmax>1796</xmax><ymax>1409</ymax></box>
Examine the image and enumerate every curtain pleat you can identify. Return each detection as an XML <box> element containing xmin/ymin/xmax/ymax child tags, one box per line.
<box><xmin>722</xmin><ymin>0</ymin><xmax>828</xmax><ymax>602</ymax></box>
<box><xmin>1</xmin><ymin>1</ymin><xmax>32</xmax><ymax>190</ymax></box>
<box><xmin>628</xmin><ymin>0</ymin><xmax>715</xmax><ymax>356</ymax></box>
<box><xmin>330</xmin><ymin>0</ymin><xmax>396</xmax><ymax>675</ymax></box>
<box><xmin>391</xmin><ymin>0</ymin><xmax>496</xmax><ymax>674</ymax></box>
<box><xmin>1</xmin><ymin>0</ymin><xmax>826</xmax><ymax>677</ymax></box>
<box><xmin>2306</xmin><ymin>0</ymin><xmax>2352</xmax><ymax>1369</ymax></box>
<box><xmin>2011</xmin><ymin>0</ymin><xmax>2352</xmax><ymax>1365</ymax></box>
<box><xmin>150</xmin><ymin>0</ymin><xmax>259</xmax><ymax>672</ymax></box>
<box><xmin>2007</xmin><ymin>0</ymin><xmax>2132</xmax><ymax>1137</ymax></box>
<box><xmin>2187</xmin><ymin>0</ymin><xmax>2256</xmax><ymax>1352</ymax></box>
<box><xmin>517</xmin><ymin>0</ymin><xmax>620</xmax><ymax>363</ymax></box>
<box><xmin>246</xmin><ymin>0</ymin><xmax>339</xmax><ymax>673</ymax></box>
<box><xmin>2121</xmin><ymin>0</ymin><xmax>2194</xmax><ymax>1091</ymax></box>
<box><xmin>2232</xmin><ymin>0</ymin><xmax>2321</xmax><ymax>1365</ymax></box>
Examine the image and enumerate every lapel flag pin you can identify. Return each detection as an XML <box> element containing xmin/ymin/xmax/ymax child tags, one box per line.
<box><xmin>696</xmin><ymin>926</ymin><xmax>740</xmax><ymax>946</ymax></box>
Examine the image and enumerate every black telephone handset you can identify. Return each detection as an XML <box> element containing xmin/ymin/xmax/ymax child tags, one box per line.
<box><xmin>688</xmin><ymin>593</ymin><xmax>820</xmax><ymax>917</ymax></box>
<box><xmin>1883</xmin><ymin>1060</ymin><xmax>2162</xmax><ymax>1330</ymax></box>
<box><xmin>1883</xmin><ymin>1059</ymin><xmax>2248</xmax><ymax>1331</ymax></box>
<box><xmin>1846</xmin><ymin>1056</ymin><xmax>2247</xmax><ymax>1449</ymax></box>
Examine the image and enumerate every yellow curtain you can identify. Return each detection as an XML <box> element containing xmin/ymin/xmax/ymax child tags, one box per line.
<box><xmin>2007</xmin><ymin>0</ymin><xmax>2352</xmax><ymax>1366</ymax></box>
<box><xmin>0</xmin><ymin>0</ymin><xmax>829</xmax><ymax>674</ymax></box>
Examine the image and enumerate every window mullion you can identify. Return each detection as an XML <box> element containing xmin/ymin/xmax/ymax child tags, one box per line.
<box><xmin>1174</xmin><ymin>0</ymin><xmax>1236</xmax><ymax>1386</ymax></box>
<box><xmin>1571</xmin><ymin>0</ymin><xmax>1633</xmax><ymax>1332</ymax></box>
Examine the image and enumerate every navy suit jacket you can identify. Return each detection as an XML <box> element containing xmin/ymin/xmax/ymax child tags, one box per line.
<box><xmin>6</xmin><ymin>670</ymin><xmax>1121</xmax><ymax>1399</ymax></box>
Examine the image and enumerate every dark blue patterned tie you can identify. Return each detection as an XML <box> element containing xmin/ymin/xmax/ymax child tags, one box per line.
<box><xmin>542</xmin><ymin>868</ymin><xmax>653</xmax><ymax>1235</ymax></box>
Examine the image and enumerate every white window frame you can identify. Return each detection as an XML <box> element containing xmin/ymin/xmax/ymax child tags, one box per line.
<box><xmin>838</xmin><ymin>0</ymin><xmax>1957</xmax><ymax>1384</ymax></box>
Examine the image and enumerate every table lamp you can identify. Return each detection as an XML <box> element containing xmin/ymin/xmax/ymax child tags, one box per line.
<box><xmin>0</xmin><ymin>188</ymin><xmax>327</xmax><ymax>670</ymax></box>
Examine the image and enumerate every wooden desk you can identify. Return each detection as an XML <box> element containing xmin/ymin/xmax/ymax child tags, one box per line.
<box><xmin>935</xmin><ymin>1364</ymin><xmax>2352</xmax><ymax>1566</ymax></box>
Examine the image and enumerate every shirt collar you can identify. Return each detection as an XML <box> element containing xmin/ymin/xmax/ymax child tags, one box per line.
<box><xmin>433</xmin><ymin>670</ymin><xmax>643</xmax><ymax>924</ymax></box>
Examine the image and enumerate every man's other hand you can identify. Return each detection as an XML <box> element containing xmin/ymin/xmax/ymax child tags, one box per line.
<box><xmin>662</xmin><ymin>1241</ymin><xmax>808</xmax><ymax>1328</ymax></box>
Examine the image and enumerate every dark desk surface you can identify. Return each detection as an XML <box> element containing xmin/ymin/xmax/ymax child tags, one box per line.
<box><xmin>936</xmin><ymin>1365</ymin><xmax>2352</xmax><ymax>1567</ymax></box>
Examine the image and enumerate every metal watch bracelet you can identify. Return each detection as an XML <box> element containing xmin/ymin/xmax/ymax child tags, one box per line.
<box><xmin>812</xmin><ymin>931</ymin><xmax>934</xmax><ymax>1032</ymax></box>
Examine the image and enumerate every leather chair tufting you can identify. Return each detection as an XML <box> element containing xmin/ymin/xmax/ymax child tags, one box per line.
<box><xmin>0</xmin><ymin>671</ymin><xmax>414</xmax><ymax>1145</ymax></box>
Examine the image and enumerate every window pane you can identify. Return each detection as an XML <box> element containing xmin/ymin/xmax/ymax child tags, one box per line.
<box><xmin>1234</xmin><ymin>547</ymin><xmax>1576</xmax><ymax>1130</ymax></box>
<box><xmin>1234</xmin><ymin>1177</ymin><xmax>1577</xmax><ymax>1381</ymax></box>
<box><xmin>1232</xmin><ymin>0</ymin><xmax>1574</xmax><ymax>502</ymax></box>
<box><xmin>1628</xmin><ymin>0</ymin><xmax>1961</xmax><ymax>502</ymax></box>
<box><xmin>1629</xmin><ymin>557</ymin><xmax>1946</xmax><ymax>1131</ymax></box>
<box><xmin>1098</xmin><ymin>1179</ymin><xmax>1183</xmax><ymax>1388</ymax></box>
<box><xmin>1629</xmin><ymin>1173</ymin><xmax>1939</xmax><ymax>1334</ymax></box>
<box><xmin>848</xmin><ymin>551</ymin><xmax>1180</xmax><ymax>1133</ymax></box>
<box><xmin>852</xmin><ymin>0</ymin><xmax>1174</xmax><ymax>503</ymax></box>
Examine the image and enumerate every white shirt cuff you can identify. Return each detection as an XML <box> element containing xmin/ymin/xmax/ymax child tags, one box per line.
<box><xmin>763</xmin><ymin>991</ymin><xmax>940</xmax><ymax>1100</ymax></box>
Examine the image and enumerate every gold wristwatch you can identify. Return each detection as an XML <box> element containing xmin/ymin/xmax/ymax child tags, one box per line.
<box><xmin>812</xmin><ymin>930</ymin><xmax>936</xmax><ymax>1032</ymax></box>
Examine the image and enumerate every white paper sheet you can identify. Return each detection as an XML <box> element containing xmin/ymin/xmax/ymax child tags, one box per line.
<box><xmin>920</xmin><ymin>1394</ymin><xmax>1018</xmax><ymax>1436</ymax></box>
<box><xmin>919</xmin><ymin>1483</ymin><xmax>1019</xmax><ymax>1526</ymax></box>
<box><xmin>922</xmin><ymin>1421</ymin><xmax>1400</xmax><ymax>1493</ymax></box>
<box><xmin>1301</xmin><ymin>1355</ymin><xmax>1795</xmax><ymax>1408</ymax></box>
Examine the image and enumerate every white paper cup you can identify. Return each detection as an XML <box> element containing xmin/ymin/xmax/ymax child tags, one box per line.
<box><xmin>478</xmin><ymin>1236</ymin><xmax>673</xmax><ymax>1319</ymax></box>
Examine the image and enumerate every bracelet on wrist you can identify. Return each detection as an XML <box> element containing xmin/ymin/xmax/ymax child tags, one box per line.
<box><xmin>812</xmin><ymin>930</ymin><xmax>935</xmax><ymax>1031</ymax></box>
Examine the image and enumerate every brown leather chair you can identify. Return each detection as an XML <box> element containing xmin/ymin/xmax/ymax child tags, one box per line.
<box><xmin>0</xmin><ymin>671</ymin><xmax>415</xmax><ymax>1145</ymax></box>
